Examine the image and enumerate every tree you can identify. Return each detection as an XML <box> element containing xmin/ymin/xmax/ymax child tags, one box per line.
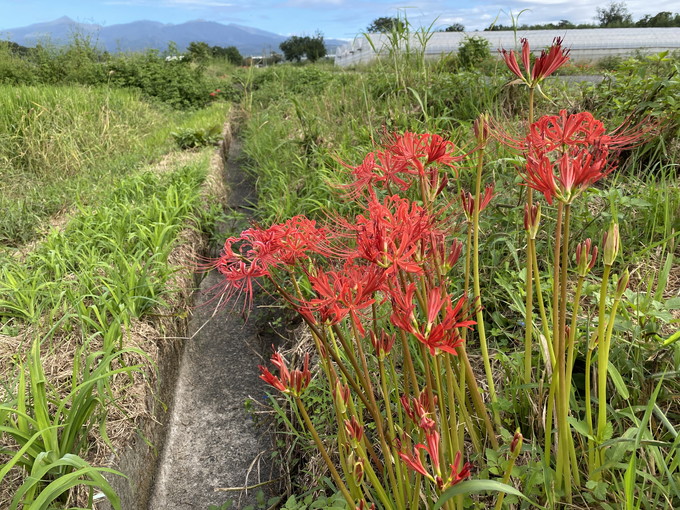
<box><xmin>212</xmin><ymin>45</ymin><xmax>243</xmax><ymax>66</ymax></box>
<box><xmin>279</xmin><ymin>33</ymin><xmax>327</xmax><ymax>63</ymax></box>
<box><xmin>366</xmin><ymin>16</ymin><xmax>406</xmax><ymax>33</ymax></box>
<box><xmin>186</xmin><ymin>41</ymin><xmax>211</xmax><ymax>63</ymax></box>
<box><xmin>444</xmin><ymin>23</ymin><xmax>465</xmax><ymax>32</ymax></box>
<box><xmin>596</xmin><ymin>2</ymin><xmax>633</xmax><ymax>27</ymax></box>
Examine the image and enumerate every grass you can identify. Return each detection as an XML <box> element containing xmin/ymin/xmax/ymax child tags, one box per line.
<box><xmin>0</xmin><ymin>84</ymin><xmax>228</xmax><ymax>246</ymax></box>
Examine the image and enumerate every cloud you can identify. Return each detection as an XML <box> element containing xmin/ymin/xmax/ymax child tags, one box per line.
<box><xmin>104</xmin><ymin>0</ymin><xmax>235</xmax><ymax>6</ymax></box>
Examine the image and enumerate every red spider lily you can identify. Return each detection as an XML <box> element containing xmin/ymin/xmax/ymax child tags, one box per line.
<box><xmin>259</xmin><ymin>350</ymin><xmax>311</xmax><ymax>396</ymax></box>
<box><xmin>212</xmin><ymin>216</ymin><xmax>330</xmax><ymax>307</ymax></box>
<box><xmin>399</xmin><ymin>430</ymin><xmax>472</xmax><ymax>490</ymax></box>
<box><xmin>460</xmin><ymin>183</ymin><xmax>496</xmax><ymax>219</ymax></box>
<box><xmin>300</xmin><ymin>261</ymin><xmax>385</xmax><ymax>335</ymax></box>
<box><xmin>351</xmin><ymin>195</ymin><xmax>437</xmax><ymax>275</ymax></box>
<box><xmin>500</xmin><ymin>37</ymin><xmax>570</xmax><ymax>87</ymax></box>
<box><xmin>499</xmin><ymin>110</ymin><xmax>654</xmax><ymax>155</ymax></box>
<box><xmin>398</xmin><ymin>430</ymin><xmax>441</xmax><ymax>477</ymax></box>
<box><xmin>388</xmin><ymin>132</ymin><xmax>465</xmax><ymax>174</ymax></box>
<box><xmin>391</xmin><ymin>287</ymin><xmax>475</xmax><ymax>356</ymax></box>
<box><xmin>522</xmin><ymin>147</ymin><xmax>612</xmax><ymax>204</ymax></box>
<box><xmin>400</xmin><ymin>390</ymin><xmax>436</xmax><ymax>431</ymax></box>
<box><xmin>439</xmin><ymin>452</ymin><xmax>473</xmax><ymax>490</ymax></box>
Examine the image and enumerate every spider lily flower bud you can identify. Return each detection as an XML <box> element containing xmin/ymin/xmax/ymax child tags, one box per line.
<box><xmin>344</xmin><ymin>416</ymin><xmax>364</xmax><ymax>443</ymax></box>
<box><xmin>474</xmin><ymin>113</ymin><xmax>491</xmax><ymax>147</ymax></box>
<box><xmin>575</xmin><ymin>238</ymin><xmax>598</xmax><ymax>277</ymax></box>
<box><xmin>602</xmin><ymin>223</ymin><xmax>620</xmax><ymax>266</ymax></box>
<box><xmin>510</xmin><ymin>428</ymin><xmax>524</xmax><ymax>457</ymax></box>
<box><xmin>334</xmin><ymin>381</ymin><xmax>350</xmax><ymax>415</ymax></box>
<box><xmin>259</xmin><ymin>351</ymin><xmax>311</xmax><ymax>397</ymax></box>
<box><xmin>524</xmin><ymin>203</ymin><xmax>541</xmax><ymax>239</ymax></box>
<box><xmin>370</xmin><ymin>330</ymin><xmax>396</xmax><ymax>359</ymax></box>
<box><xmin>615</xmin><ymin>269</ymin><xmax>630</xmax><ymax>299</ymax></box>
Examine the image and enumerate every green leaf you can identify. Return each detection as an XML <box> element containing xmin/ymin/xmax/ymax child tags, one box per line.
<box><xmin>608</xmin><ymin>361</ymin><xmax>630</xmax><ymax>399</ymax></box>
<box><xmin>433</xmin><ymin>480</ymin><xmax>545</xmax><ymax>510</ymax></box>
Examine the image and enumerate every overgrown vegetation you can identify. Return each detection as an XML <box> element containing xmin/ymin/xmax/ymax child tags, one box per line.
<box><xmin>229</xmin><ymin>26</ymin><xmax>679</xmax><ymax>510</ymax></box>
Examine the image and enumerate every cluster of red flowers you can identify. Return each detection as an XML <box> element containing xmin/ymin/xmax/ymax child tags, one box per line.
<box><xmin>398</xmin><ymin>390</ymin><xmax>473</xmax><ymax>490</ymax></box>
<box><xmin>339</xmin><ymin>132</ymin><xmax>464</xmax><ymax>200</ymax></box>
<box><xmin>510</xmin><ymin>110</ymin><xmax>651</xmax><ymax>204</ymax></box>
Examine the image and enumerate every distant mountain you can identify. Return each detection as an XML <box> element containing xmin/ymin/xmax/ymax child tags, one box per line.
<box><xmin>0</xmin><ymin>17</ymin><xmax>347</xmax><ymax>56</ymax></box>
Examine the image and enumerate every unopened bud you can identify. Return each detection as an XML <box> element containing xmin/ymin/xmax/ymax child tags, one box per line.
<box><xmin>524</xmin><ymin>203</ymin><xmax>541</xmax><ymax>239</ymax></box>
<box><xmin>334</xmin><ymin>381</ymin><xmax>350</xmax><ymax>415</ymax></box>
<box><xmin>575</xmin><ymin>238</ymin><xmax>598</xmax><ymax>277</ymax></box>
<box><xmin>344</xmin><ymin>416</ymin><xmax>363</xmax><ymax>443</ymax></box>
<box><xmin>474</xmin><ymin>113</ymin><xmax>491</xmax><ymax>146</ymax></box>
<box><xmin>510</xmin><ymin>428</ymin><xmax>524</xmax><ymax>456</ymax></box>
<box><xmin>615</xmin><ymin>269</ymin><xmax>630</xmax><ymax>299</ymax></box>
<box><xmin>353</xmin><ymin>458</ymin><xmax>365</xmax><ymax>484</ymax></box>
<box><xmin>602</xmin><ymin>223</ymin><xmax>620</xmax><ymax>266</ymax></box>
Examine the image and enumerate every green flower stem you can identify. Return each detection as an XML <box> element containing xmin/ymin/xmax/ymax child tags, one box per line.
<box><xmin>353</xmin><ymin>438</ymin><xmax>396</xmax><ymax>510</ymax></box>
<box><xmin>472</xmin><ymin>144</ymin><xmax>499</xmax><ymax>427</ymax></box>
<box><xmin>378</xmin><ymin>355</ymin><xmax>406</xmax><ymax>509</ymax></box>
<box><xmin>597</xmin><ymin>278</ymin><xmax>623</xmax><ymax>471</ymax></box>
<box><xmin>294</xmin><ymin>396</ymin><xmax>355</xmax><ymax>507</ymax></box>
<box><xmin>530</xmin><ymin>237</ymin><xmax>555</xmax><ymax>366</ymax></box>
<box><xmin>456</xmin><ymin>346</ymin><xmax>499</xmax><ymax>449</ymax></box>
<box><xmin>591</xmin><ymin>263</ymin><xmax>611</xmax><ymax>480</ymax></box>
<box><xmin>434</xmin><ymin>354</ymin><xmax>458</xmax><ymax>465</ymax></box>
<box><xmin>584</xmin><ymin>337</ymin><xmax>596</xmax><ymax>475</ymax></box>
<box><xmin>565</xmin><ymin>275</ymin><xmax>586</xmax><ymax>388</ymax></box>
<box><xmin>523</xmin><ymin>229</ymin><xmax>535</xmax><ymax>385</ymax></box>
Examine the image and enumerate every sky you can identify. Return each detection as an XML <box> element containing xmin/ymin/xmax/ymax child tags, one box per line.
<box><xmin>2</xmin><ymin>0</ymin><xmax>678</xmax><ymax>40</ymax></box>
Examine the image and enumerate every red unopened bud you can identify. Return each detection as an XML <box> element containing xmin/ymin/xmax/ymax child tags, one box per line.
<box><xmin>474</xmin><ymin>113</ymin><xmax>491</xmax><ymax>146</ymax></box>
<box><xmin>575</xmin><ymin>238</ymin><xmax>598</xmax><ymax>277</ymax></box>
<box><xmin>615</xmin><ymin>269</ymin><xmax>630</xmax><ymax>299</ymax></box>
<box><xmin>344</xmin><ymin>416</ymin><xmax>364</xmax><ymax>443</ymax></box>
<box><xmin>370</xmin><ymin>330</ymin><xmax>396</xmax><ymax>359</ymax></box>
<box><xmin>510</xmin><ymin>428</ymin><xmax>524</xmax><ymax>456</ymax></box>
<box><xmin>602</xmin><ymin>223</ymin><xmax>620</xmax><ymax>266</ymax></box>
<box><xmin>334</xmin><ymin>381</ymin><xmax>350</xmax><ymax>414</ymax></box>
<box><xmin>524</xmin><ymin>203</ymin><xmax>541</xmax><ymax>239</ymax></box>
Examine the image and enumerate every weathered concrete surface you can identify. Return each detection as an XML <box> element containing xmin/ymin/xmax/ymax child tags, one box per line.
<box><xmin>149</xmin><ymin>135</ymin><xmax>280</xmax><ymax>509</ymax></box>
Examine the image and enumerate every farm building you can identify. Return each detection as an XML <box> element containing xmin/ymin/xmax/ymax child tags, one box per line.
<box><xmin>334</xmin><ymin>27</ymin><xmax>680</xmax><ymax>66</ymax></box>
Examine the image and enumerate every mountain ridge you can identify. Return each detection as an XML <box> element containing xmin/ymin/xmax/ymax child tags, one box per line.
<box><xmin>1</xmin><ymin>17</ymin><xmax>347</xmax><ymax>56</ymax></box>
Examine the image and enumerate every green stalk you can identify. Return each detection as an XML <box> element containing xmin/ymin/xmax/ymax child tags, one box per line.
<box><xmin>471</xmin><ymin>144</ymin><xmax>499</xmax><ymax>426</ymax></box>
<box><xmin>584</xmin><ymin>337</ymin><xmax>596</xmax><ymax>475</ymax></box>
<box><xmin>591</xmin><ymin>264</ymin><xmax>611</xmax><ymax>480</ymax></box>
<box><xmin>295</xmin><ymin>396</ymin><xmax>354</xmax><ymax>507</ymax></box>
<box><xmin>557</xmin><ymin>204</ymin><xmax>574</xmax><ymax>500</ymax></box>
<box><xmin>378</xmin><ymin>356</ymin><xmax>406</xmax><ymax>509</ymax></box>
<box><xmin>597</xmin><ymin>274</ymin><xmax>622</xmax><ymax>473</ymax></box>
<box><xmin>530</xmin><ymin>237</ymin><xmax>555</xmax><ymax>366</ymax></box>
<box><xmin>565</xmin><ymin>275</ymin><xmax>586</xmax><ymax>388</ymax></box>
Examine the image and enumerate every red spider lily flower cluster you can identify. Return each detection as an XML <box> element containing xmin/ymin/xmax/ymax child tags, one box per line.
<box><xmin>398</xmin><ymin>431</ymin><xmax>472</xmax><ymax>490</ymax></box>
<box><xmin>390</xmin><ymin>285</ymin><xmax>475</xmax><ymax>356</ymax></box>
<box><xmin>212</xmin><ymin>216</ymin><xmax>329</xmax><ymax>306</ymax></box>
<box><xmin>500</xmin><ymin>37</ymin><xmax>570</xmax><ymax>87</ymax></box>
<box><xmin>401</xmin><ymin>390</ymin><xmax>437</xmax><ymax>431</ymax></box>
<box><xmin>259</xmin><ymin>350</ymin><xmax>311</xmax><ymax>397</ymax></box>
<box><xmin>349</xmin><ymin>194</ymin><xmax>437</xmax><ymax>275</ymax></box>
<box><xmin>338</xmin><ymin>132</ymin><xmax>465</xmax><ymax>199</ymax></box>
<box><xmin>508</xmin><ymin>110</ymin><xmax>652</xmax><ymax>205</ymax></box>
<box><xmin>299</xmin><ymin>261</ymin><xmax>385</xmax><ymax>336</ymax></box>
<box><xmin>460</xmin><ymin>183</ymin><xmax>496</xmax><ymax>219</ymax></box>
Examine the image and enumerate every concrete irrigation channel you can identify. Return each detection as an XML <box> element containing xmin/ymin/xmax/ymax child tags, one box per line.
<box><xmin>103</xmin><ymin>116</ymin><xmax>281</xmax><ymax>509</ymax></box>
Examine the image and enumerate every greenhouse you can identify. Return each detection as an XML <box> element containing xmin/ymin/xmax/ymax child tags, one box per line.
<box><xmin>334</xmin><ymin>27</ymin><xmax>680</xmax><ymax>66</ymax></box>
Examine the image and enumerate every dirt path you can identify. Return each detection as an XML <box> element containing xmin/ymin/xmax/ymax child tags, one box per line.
<box><xmin>149</xmin><ymin>135</ymin><xmax>280</xmax><ymax>509</ymax></box>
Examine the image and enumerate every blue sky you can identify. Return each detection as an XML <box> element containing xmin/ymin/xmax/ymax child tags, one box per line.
<box><xmin>2</xmin><ymin>0</ymin><xmax>677</xmax><ymax>40</ymax></box>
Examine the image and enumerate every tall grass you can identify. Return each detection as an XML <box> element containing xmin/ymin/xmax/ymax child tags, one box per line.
<box><xmin>0</xmin><ymin>85</ymin><xmax>228</xmax><ymax>245</ymax></box>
